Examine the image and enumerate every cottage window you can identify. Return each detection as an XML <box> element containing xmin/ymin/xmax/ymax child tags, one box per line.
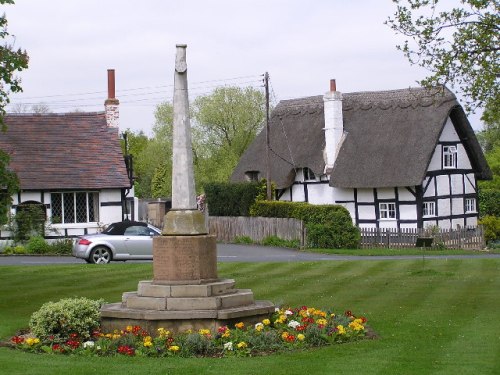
<box><xmin>423</xmin><ymin>201</ymin><xmax>436</xmax><ymax>217</ymax></box>
<box><xmin>245</xmin><ymin>171</ymin><xmax>259</xmax><ymax>182</ymax></box>
<box><xmin>465</xmin><ymin>198</ymin><xmax>476</xmax><ymax>213</ymax></box>
<box><xmin>303</xmin><ymin>168</ymin><xmax>316</xmax><ymax>181</ymax></box>
<box><xmin>443</xmin><ymin>145</ymin><xmax>457</xmax><ymax>169</ymax></box>
<box><xmin>51</xmin><ymin>192</ymin><xmax>99</xmax><ymax>224</ymax></box>
<box><xmin>379</xmin><ymin>202</ymin><xmax>396</xmax><ymax>219</ymax></box>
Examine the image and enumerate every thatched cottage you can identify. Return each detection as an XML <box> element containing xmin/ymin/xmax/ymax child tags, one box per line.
<box><xmin>231</xmin><ymin>81</ymin><xmax>491</xmax><ymax>229</ymax></box>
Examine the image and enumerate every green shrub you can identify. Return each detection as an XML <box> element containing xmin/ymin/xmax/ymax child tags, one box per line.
<box><xmin>250</xmin><ymin>201</ymin><xmax>359</xmax><ymax>249</ymax></box>
<box><xmin>3</xmin><ymin>245</ymin><xmax>27</xmax><ymax>254</ymax></box>
<box><xmin>48</xmin><ymin>238</ymin><xmax>74</xmax><ymax>255</ymax></box>
<box><xmin>204</xmin><ymin>181</ymin><xmax>263</xmax><ymax>216</ymax></box>
<box><xmin>479</xmin><ymin>190</ymin><xmax>500</xmax><ymax>217</ymax></box>
<box><xmin>261</xmin><ymin>235</ymin><xmax>300</xmax><ymax>249</ymax></box>
<box><xmin>25</xmin><ymin>235</ymin><xmax>51</xmax><ymax>254</ymax></box>
<box><xmin>479</xmin><ymin>215</ymin><xmax>500</xmax><ymax>243</ymax></box>
<box><xmin>234</xmin><ymin>236</ymin><xmax>254</xmax><ymax>244</ymax></box>
<box><xmin>306</xmin><ymin>223</ymin><xmax>360</xmax><ymax>249</ymax></box>
<box><xmin>29</xmin><ymin>297</ymin><xmax>104</xmax><ymax>342</ymax></box>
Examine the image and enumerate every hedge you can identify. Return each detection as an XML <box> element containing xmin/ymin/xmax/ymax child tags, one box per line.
<box><xmin>204</xmin><ymin>182</ymin><xmax>263</xmax><ymax>216</ymax></box>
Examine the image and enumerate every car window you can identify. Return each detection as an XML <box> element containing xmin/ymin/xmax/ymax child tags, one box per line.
<box><xmin>124</xmin><ymin>226</ymin><xmax>152</xmax><ymax>236</ymax></box>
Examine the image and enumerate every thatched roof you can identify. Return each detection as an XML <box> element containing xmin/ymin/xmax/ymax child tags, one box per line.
<box><xmin>1</xmin><ymin>112</ymin><xmax>131</xmax><ymax>190</ymax></box>
<box><xmin>231</xmin><ymin>87</ymin><xmax>491</xmax><ymax>189</ymax></box>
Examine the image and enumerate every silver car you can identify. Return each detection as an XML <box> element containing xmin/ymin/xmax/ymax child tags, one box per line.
<box><xmin>72</xmin><ymin>221</ymin><xmax>161</xmax><ymax>264</ymax></box>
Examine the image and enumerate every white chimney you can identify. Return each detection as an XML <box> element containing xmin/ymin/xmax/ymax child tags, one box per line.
<box><xmin>323</xmin><ymin>79</ymin><xmax>343</xmax><ymax>174</ymax></box>
<box><xmin>105</xmin><ymin>69</ymin><xmax>119</xmax><ymax>128</ymax></box>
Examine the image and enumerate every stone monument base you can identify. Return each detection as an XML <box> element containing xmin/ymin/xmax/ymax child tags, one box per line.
<box><xmin>100</xmin><ymin>279</ymin><xmax>275</xmax><ymax>334</ymax></box>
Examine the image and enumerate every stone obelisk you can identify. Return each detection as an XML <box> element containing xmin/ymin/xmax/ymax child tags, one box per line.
<box><xmin>152</xmin><ymin>44</ymin><xmax>217</xmax><ymax>285</ymax></box>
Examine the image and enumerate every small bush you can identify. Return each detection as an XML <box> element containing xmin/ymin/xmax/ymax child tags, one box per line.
<box><xmin>234</xmin><ymin>236</ymin><xmax>254</xmax><ymax>244</ymax></box>
<box><xmin>479</xmin><ymin>215</ymin><xmax>500</xmax><ymax>243</ymax></box>
<box><xmin>307</xmin><ymin>223</ymin><xmax>360</xmax><ymax>249</ymax></box>
<box><xmin>29</xmin><ymin>297</ymin><xmax>104</xmax><ymax>342</ymax></box>
<box><xmin>479</xmin><ymin>190</ymin><xmax>500</xmax><ymax>217</ymax></box>
<box><xmin>261</xmin><ymin>235</ymin><xmax>300</xmax><ymax>249</ymax></box>
<box><xmin>48</xmin><ymin>238</ymin><xmax>74</xmax><ymax>255</ymax></box>
<box><xmin>3</xmin><ymin>245</ymin><xmax>27</xmax><ymax>254</ymax></box>
<box><xmin>25</xmin><ymin>235</ymin><xmax>51</xmax><ymax>254</ymax></box>
<box><xmin>204</xmin><ymin>181</ymin><xmax>264</xmax><ymax>216</ymax></box>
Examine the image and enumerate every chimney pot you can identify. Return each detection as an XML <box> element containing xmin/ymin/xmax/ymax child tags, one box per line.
<box><xmin>330</xmin><ymin>79</ymin><xmax>337</xmax><ymax>92</ymax></box>
<box><xmin>107</xmin><ymin>69</ymin><xmax>116</xmax><ymax>99</ymax></box>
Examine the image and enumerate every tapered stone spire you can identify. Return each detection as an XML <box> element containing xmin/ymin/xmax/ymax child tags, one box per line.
<box><xmin>163</xmin><ymin>44</ymin><xmax>207</xmax><ymax>235</ymax></box>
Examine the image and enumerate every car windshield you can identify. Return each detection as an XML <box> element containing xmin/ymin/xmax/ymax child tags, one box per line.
<box><xmin>101</xmin><ymin>221</ymin><xmax>150</xmax><ymax>236</ymax></box>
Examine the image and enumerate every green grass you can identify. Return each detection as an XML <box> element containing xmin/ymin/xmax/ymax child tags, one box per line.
<box><xmin>304</xmin><ymin>247</ymin><xmax>500</xmax><ymax>256</ymax></box>
<box><xmin>1</xmin><ymin>260</ymin><xmax>500</xmax><ymax>374</ymax></box>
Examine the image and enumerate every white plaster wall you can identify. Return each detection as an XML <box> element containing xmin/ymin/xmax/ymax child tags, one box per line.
<box><xmin>308</xmin><ymin>183</ymin><xmax>335</xmax><ymax>204</ymax></box>
<box><xmin>291</xmin><ymin>184</ymin><xmax>306</xmax><ymax>202</ymax></box>
<box><xmin>333</xmin><ymin>187</ymin><xmax>354</xmax><ymax>202</ymax></box>
<box><xmin>398</xmin><ymin>187</ymin><xmax>415</xmax><ymax>201</ymax></box>
<box><xmin>379</xmin><ymin>219</ymin><xmax>398</xmax><ymax>229</ymax></box>
<box><xmin>18</xmin><ymin>191</ymin><xmax>43</xmax><ymax>203</ymax></box>
<box><xmin>439</xmin><ymin>118</ymin><xmax>460</xmax><ymax>142</ymax></box>
<box><xmin>436</xmin><ymin>175</ymin><xmax>450</xmax><ymax>196</ymax></box>
<box><xmin>452</xmin><ymin>198</ymin><xmax>464</xmax><ymax>215</ymax></box>
<box><xmin>357</xmin><ymin>189</ymin><xmax>374</xmax><ymax>203</ymax></box>
<box><xmin>279</xmin><ymin>189</ymin><xmax>291</xmax><ymax>201</ymax></box>
<box><xmin>341</xmin><ymin>202</ymin><xmax>357</xmax><ymax>224</ymax></box>
<box><xmin>450</xmin><ymin>175</ymin><xmax>464</xmax><ymax>195</ymax></box>
<box><xmin>457</xmin><ymin>144</ymin><xmax>472</xmax><ymax>169</ymax></box>
<box><xmin>438</xmin><ymin>198</ymin><xmax>451</xmax><ymax>217</ymax></box>
<box><xmin>399</xmin><ymin>205</ymin><xmax>417</xmax><ymax>221</ymax></box>
<box><xmin>464</xmin><ymin>174</ymin><xmax>476</xmax><ymax>194</ymax></box>
<box><xmin>452</xmin><ymin>218</ymin><xmax>465</xmax><ymax>229</ymax></box>
<box><xmin>100</xmin><ymin>189</ymin><xmax>122</xmax><ymax>202</ymax></box>
<box><xmin>401</xmin><ymin>223</ymin><xmax>419</xmax><ymax>229</ymax></box>
<box><xmin>438</xmin><ymin>219</ymin><xmax>452</xmax><ymax>229</ymax></box>
<box><xmin>358</xmin><ymin>205</ymin><xmax>376</xmax><ymax>220</ymax></box>
<box><xmin>424</xmin><ymin>177</ymin><xmax>436</xmax><ymax>197</ymax></box>
<box><xmin>466</xmin><ymin>216</ymin><xmax>478</xmax><ymax>227</ymax></box>
<box><xmin>377</xmin><ymin>188</ymin><xmax>396</xmax><ymax>200</ymax></box>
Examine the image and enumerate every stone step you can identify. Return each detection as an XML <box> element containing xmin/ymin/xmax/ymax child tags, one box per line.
<box><xmin>137</xmin><ymin>279</ymin><xmax>236</xmax><ymax>298</ymax></box>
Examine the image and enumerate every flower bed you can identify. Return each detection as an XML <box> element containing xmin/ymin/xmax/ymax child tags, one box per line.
<box><xmin>10</xmin><ymin>306</ymin><xmax>369</xmax><ymax>357</ymax></box>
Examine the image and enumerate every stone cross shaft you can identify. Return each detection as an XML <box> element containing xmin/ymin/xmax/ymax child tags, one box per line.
<box><xmin>171</xmin><ymin>44</ymin><xmax>196</xmax><ymax>210</ymax></box>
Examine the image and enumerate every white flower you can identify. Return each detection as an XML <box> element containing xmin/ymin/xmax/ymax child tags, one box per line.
<box><xmin>288</xmin><ymin>320</ymin><xmax>300</xmax><ymax>329</ymax></box>
<box><xmin>285</xmin><ymin>310</ymin><xmax>293</xmax><ymax>315</ymax></box>
<box><xmin>275</xmin><ymin>307</ymin><xmax>280</xmax><ymax>312</ymax></box>
<box><xmin>223</xmin><ymin>341</ymin><xmax>233</xmax><ymax>351</ymax></box>
<box><xmin>83</xmin><ymin>341</ymin><xmax>95</xmax><ymax>349</ymax></box>
<box><xmin>255</xmin><ymin>323</ymin><xmax>264</xmax><ymax>330</ymax></box>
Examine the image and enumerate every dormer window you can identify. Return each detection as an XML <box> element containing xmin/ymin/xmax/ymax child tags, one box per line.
<box><xmin>443</xmin><ymin>145</ymin><xmax>457</xmax><ymax>169</ymax></box>
<box><xmin>245</xmin><ymin>171</ymin><xmax>259</xmax><ymax>182</ymax></box>
<box><xmin>303</xmin><ymin>168</ymin><xmax>316</xmax><ymax>181</ymax></box>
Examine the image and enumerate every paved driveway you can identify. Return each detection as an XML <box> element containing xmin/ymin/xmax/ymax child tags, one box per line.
<box><xmin>1</xmin><ymin>244</ymin><xmax>499</xmax><ymax>265</ymax></box>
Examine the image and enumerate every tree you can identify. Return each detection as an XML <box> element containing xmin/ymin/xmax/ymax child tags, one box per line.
<box><xmin>0</xmin><ymin>0</ymin><xmax>28</xmax><ymax>224</ymax></box>
<box><xmin>0</xmin><ymin>0</ymin><xmax>29</xmax><ymax>129</ymax></box>
<box><xmin>11</xmin><ymin>102</ymin><xmax>51</xmax><ymax>114</ymax></box>
<box><xmin>386</xmin><ymin>0</ymin><xmax>499</xmax><ymax>120</ymax></box>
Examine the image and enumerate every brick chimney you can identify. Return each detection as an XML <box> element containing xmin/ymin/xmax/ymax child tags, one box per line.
<box><xmin>323</xmin><ymin>79</ymin><xmax>343</xmax><ymax>174</ymax></box>
<box><xmin>105</xmin><ymin>69</ymin><xmax>119</xmax><ymax>128</ymax></box>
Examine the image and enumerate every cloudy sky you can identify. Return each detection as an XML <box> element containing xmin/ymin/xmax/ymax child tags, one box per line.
<box><xmin>3</xmin><ymin>0</ymin><xmax>483</xmax><ymax>134</ymax></box>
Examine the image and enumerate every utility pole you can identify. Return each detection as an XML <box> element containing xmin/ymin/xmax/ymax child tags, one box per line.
<box><xmin>264</xmin><ymin>72</ymin><xmax>271</xmax><ymax>200</ymax></box>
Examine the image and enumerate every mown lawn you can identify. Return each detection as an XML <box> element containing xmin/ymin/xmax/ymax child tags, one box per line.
<box><xmin>1</xmin><ymin>259</ymin><xmax>499</xmax><ymax>375</ymax></box>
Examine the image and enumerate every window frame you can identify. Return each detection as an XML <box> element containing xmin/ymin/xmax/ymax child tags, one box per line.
<box><xmin>465</xmin><ymin>198</ymin><xmax>476</xmax><ymax>213</ymax></box>
<box><xmin>303</xmin><ymin>167</ymin><xmax>316</xmax><ymax>182</ymax></box>
<box><xmin>379</xmin><ymin>202</ymin><xmax>396</xmax><ymax>220</ymax></box>
<box><xmin>443</xmin><ymin>145</ymin><xmax>458</xmax><ymax>169</ymax></box>
<box><xmin>423</xmin><ymin>201</ymin><xmax>436</xmax><ymax>217</ymax></box>
<box><xmin>51</xmin><ymin>191</ymin><xmax>99</xmax><ymax>224</ymax></box>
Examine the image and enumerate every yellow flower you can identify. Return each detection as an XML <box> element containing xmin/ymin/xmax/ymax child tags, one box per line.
<box><xmin>349</xmin><ymin>321</ymin><xmax>364</xmax><ymax>331</ymax></box>
<box><xmin>337</xmin><ymin>325</ymin><xmax>346</xmax><ymax>335</ymax></box>
<box><xmin>168</xmin><ymin>345</ymin><xmax>180</xmax><ymax>352</ymax></box>
<box><xmin>199</xmin><ymin>329</ymin><xmax>211</xmax><ymax>336</ymax></box>
<box><xmin>235</xmin><ymin>322</ymin><xmax>245</xmax><ymax>329</ymax></box>
<box><xmin>126</xmin><ymin>325</ymin><xmax>133</xmax><ymax>332</ymax></box>
<box><xmin>236</xmin><ymin>341</ymin><xmax>247</xmax><ymax>349</ymax></box>
<box><xmin>222</xmin><ymin>330</ymin><xmax>231</xmax><ymax>338</ymax></box>
<box><xmin>255</xmin><ymin>323</ymin><xmax>264</xmax><ymax>332</ymax></box>
<box><xmin>281</xmin><ymin>332</ymin><xmax>289</xmax><ymax>340</ymax></box>
<box><xmin>26</xmin><ymin>338</ymin><xmax>40</xmax><ymax>346</ymax></box>
<box><xmin>330</xmin><ymin>313</ymin><xmax>336</xmax><ymax>318</ymax></box>
<box><xmin>143</xmin><ymin>336</ymin><xmax>153</xmax><ymax>347</ymax></box>
<box><xmin>316</xmin><ymin>318</ymin><xmax>328</xmax><ymax>326</ymax></box>
<box><xmin>262</xmin><ymin>319</ymin><xmax>271</xmax><ymax>326</ymax></box>
<box><xmin>157</xmin><ymin>328</ymin><xmax>170</xmax><ymax>338</ymax></box>
<box><xmin>112</xmin><ymin>334</ymin><xmax>121</xmax><ymax>340</ymax></box>
<box><xmin>297</xmin><ymin>334</ymin><xmax>305</xmax><ymax>341</ymax></box>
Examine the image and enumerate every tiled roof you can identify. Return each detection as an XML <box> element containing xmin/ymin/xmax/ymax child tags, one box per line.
<box><xmin>1</xmin><ymin>112</ymin><xmax>131</xmax><ymax>190</ymax></box>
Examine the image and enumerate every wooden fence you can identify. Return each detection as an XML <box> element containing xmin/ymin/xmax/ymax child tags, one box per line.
<box><xmin>359</xmin><ymin>226</ymin><xmax>485</xmax><ymax>250</ymax></box>
<box><xmin>208</xmin><ymin>216</ymin><xmax>306</xmax><ymax>248</ymax></box>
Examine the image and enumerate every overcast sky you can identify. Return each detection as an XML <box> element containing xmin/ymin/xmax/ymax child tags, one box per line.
<box><xmin>3</xmin><ymin>0</ymin><xmax>483</xmax><ymax>134</ymax></box>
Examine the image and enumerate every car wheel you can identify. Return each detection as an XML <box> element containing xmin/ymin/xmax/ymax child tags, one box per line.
<box><xmin>89</xmin><ymin>246</ymin><xmax>112</xmax><ymax>264</ymax></box>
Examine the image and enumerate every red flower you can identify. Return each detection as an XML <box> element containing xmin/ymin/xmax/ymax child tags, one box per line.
<box><xmin>360</xmin><ymin>316</ymin><xmax>367</xmax><ymax>323</ymax></box>
<box><xmin>286</xmin><ymin>334</ymin><xmax>296</xmax><ymax>342</ymax></box>
<box><xmin>296</xmin><ymin>325</ymin><xmax>306</xmax><ymax>332</ymax></box>
<box><xmin>69</xmin><ymin>333</ymin><xmax>79</xmax><ymax>339</ymax></box>
<box><xmin>218</xmin><ymin>326</ymin><xmax>228</xmax><ymax>334</ymax></box>
<box><xmin>118</xmin><ymin>345</ymin><xmax>135</xmax><ymax>356</ymax></box>
<box><xmin>11</xmin><ymin>336</ymin><xmax>24</xmax><ymax>345</ymax></box>
<box><xmin>345</xmin><ymin>310</ymin><xmax>352</xmax><ymax>317</ymax></box>
<box><xmin>65</xmin><ymin>339</ymin><xmax>80</xmax><ymax>350</ymax></box>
